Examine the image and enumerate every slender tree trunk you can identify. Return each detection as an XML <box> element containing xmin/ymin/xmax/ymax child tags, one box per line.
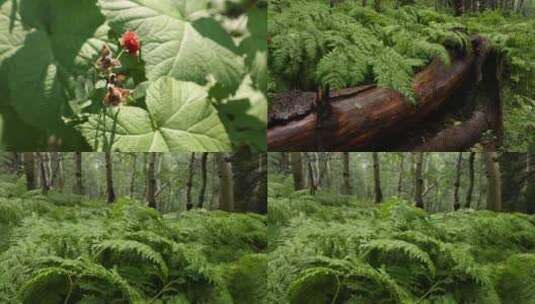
<box><xmin>105</xmin><ymin>152</ymin><xmax>116</xmax><ymax>203</ymax></box>
<box><xmin>23</xmin><ymin>152</ymin><xmax>36</xmax><ymax>191</ymax></box>
<box><xmin>374</xmin><ymin>0</ymin><xmax>381</xmax><ymax>11</ymax></box>
<box><xmin>307</xmin><ymin>153</ymin><xmax>317</xmax><ymax>195</ymax></box>
<box><xmin>38</xmin><ymin>153</ymin><xmax>50</xmax><ymax>194</ymax></box>
<box><xmin>147</xmin><ymin>153</ymin><xmax>157</xmax><ymax>208</ymax></box>
<box><xmin>342</xmin><ymin>152</ymin><xmax>352</xmax><ymax>195</ymax></box>
<box><xmin>466</xmin><ymin>152</ymin><xmax>476</xmax><ymax>208</ymax></box>
<box><xmin>372</xmin><ymin>152</ymin><xmax>383</xmax><ymax>203</ymax></box>
<box><xmin>129</xmin><ymin>154</ymin><xmax>137</xmax><ymax>198</ymax></box>
<box><xmin>484</xmin><ymin>152</ymin><xmax>502</xmax><ymax>211</ymax></box>
<box><xmin>186</xmin><ymin>153</ymin><xmax>196</xmax><ymax>210</ymax></box>
<box><xmin>10</xmin><ymin>152</ymin><xmax>21</xmax><ymax>174</ymax></box>
<box><xmin>216</xmin><ymin>153</ymin><xmax>234</xmax><ymax>211</ymax></box>
<box><xmin>290</xmin><ymin>152</ymin><xmax>305</xmax><ymax>191</ymax></box>
<box><xmin>198</xmin><ymin>153</ymin><xmax>208</xmax><ymax>208</ymax></box>
<box><xmin>415</xmin><ymin>152</ymin><xmax>424</xmax><ymax>208</ymax></box>
<box><xmin>453</xmin><ymin>152</ymin><xmax>463</xmax><ymax>210</ymax></box>
<box><xmin>398</xmin><ymin>154</ymin><xmax>405</xmax><ymax>197</ymax></box>
<box><xmin>74</xmin><ymin>152</ymin><xmax>84</xmax><ymax>195</ymax></box>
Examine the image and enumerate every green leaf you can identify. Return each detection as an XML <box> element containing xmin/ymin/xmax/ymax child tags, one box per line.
<box><xmin>79</xmin><ymin>77</ymin><xmax>231</xmax><ymax>151</ymax></box>
<box><xmin>0</xmin><ymin>0</ymin><xmax>108</xmax><ymax>130</ymax></box>
<box><xmin>217</xmin><ymin>75</ymin><xmax>267</xmax><ymax>151</ymax></box>
<box><xmin>99</xmin><ymin>0</ymin><xmax>244</xmax><ymax>94</ymax></box>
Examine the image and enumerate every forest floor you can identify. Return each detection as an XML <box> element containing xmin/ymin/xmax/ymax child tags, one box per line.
<box><xmin>268</xmin><ymin>176</ymin><xmax>535</xmax><ymax>303</ymax></box>
<box><xmin>0</xmin><ymin>174</ymin><xmax>267</xmax><ymax>304</ymax></box>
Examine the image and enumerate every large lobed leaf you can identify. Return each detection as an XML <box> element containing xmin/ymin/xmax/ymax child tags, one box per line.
<box><xmin>79</xmin><ymin>77</ymin><xmax>231</xmax><ymax>151</ymax></box>
<box><xmin>98</xmin><ymin>0</ymin><xmax>244</xmax><ymax>92</ymax></box>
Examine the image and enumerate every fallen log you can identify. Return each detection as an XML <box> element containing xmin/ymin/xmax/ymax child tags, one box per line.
<box><xmin>268</xmin><ymin>36</ymin><xmax>496</xmax><ymax>151</ymax></box>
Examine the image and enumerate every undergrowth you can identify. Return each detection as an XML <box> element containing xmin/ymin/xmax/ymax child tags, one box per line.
<box><xmin>0</xmin><ymin>176</ymin><xmax>267</xmax><ymax>304</ymax></box>
<box><xmin>268</xmin><ymin>176</ymin><xmax>535</xmax><ymax>304</ymax></box>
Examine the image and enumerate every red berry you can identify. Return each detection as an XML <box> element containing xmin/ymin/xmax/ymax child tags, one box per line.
<box><xmin>121</xmin><ymin>31</ymin><xmax>140</xmax><ymax>56</ymax></box>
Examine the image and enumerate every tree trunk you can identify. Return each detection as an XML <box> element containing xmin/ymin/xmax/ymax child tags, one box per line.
<box><xmin>362</xmin><ymin>0</ymin><xmax>367</xmax><ymax>6</ymax></box>
<box><xmin>372</xmin><ymin>152</ymin><xmax>383</xmax><ymax>203</ymax></box>
<box><xmin>216</xmin><ymin>153</ymin><xmax>234</xmax><ymax>211</ymax></box>
<box><xmin>374</xmin><ymin>0</ymin><xmax>381</xmax><ymax>11</ymax></box>
<box><xmin>307</xmin><ymin>153</ymin><xmax>318</xmax><ymax>195</ymax></box>
<box><xmin>23</xmin><ymin>152</ymin><xmax>36</xmax><ymax>191</ymax></box>
<box><xmin>415</xmin><ymin>152</ymin><xmax>424</xmax><ymax>208</ymax></box>
<box><xmin>342</xmin><ymin>152</ymin><xmax>352</xmax><ymax>195</ymax></box>
<box><xmin>290</xmin><ymin>152</ymin><xmax>305</xmax><ymax>191</ymax></box>
<box><xmin>74</xmin><ymin>152</ymin><xmax>84</xmax><ymax>195</ymax></box>
<box><xmin>466</xmin><ymin>152</ymin><xmax>476</xmax><ymax>208</ymax></box>
<box><xmin>484</xmin><ymin>152</ymin><xmax>502</xmax><ymax>211</ymax></box>
<box><xmin>454</xmin><ymin>0</ymin><xmax>465</xmax><ymax>15</ymax></box>
<box><xmin>147</xmin><ymin>153</ymin><xmax>157</xmax><ymax>209</ymax></box>
<box><xmin>453</xmin><ymin>152</ymin><xmax>463</xmax><ymax>210</ymax></box>
<box><xmin>129</xmin><ymin>154</ymin><xmax>137</xmax><ymax>198</ymax></box>
<box><xmin>38</xmin><ymin>153</ymin><xmax>50</xmax><ymax>194</ymax></box>
<box><xmin>186</xmin><ymin>153</ymin><xmax>196</xmax><ymax>210</ymax></box>
<box><xmin>397</xmin><ymin>154</ymin><xmax>405</xmax><ymax>197</ymax></box>
<box><xmin>105</xmin><ymin>152</ymin><xmax>115</xmax><ymax>203</ymax></box>
<box><xmin>198</xmin><ymin>153</ymin><xmax>208</xmax><ymax>208</ymax></box>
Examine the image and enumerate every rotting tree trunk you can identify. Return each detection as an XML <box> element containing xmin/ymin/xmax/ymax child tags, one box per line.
<box><xmin>415</xmin><ymin>152</ymin><xmax>424</xmax><ymax>208</ymax></box>
<box><xmin>484</xmin><ymin>151</ymin><xmax>502</xmax><ymax>211</ymax></box>
<box><xmin>290</xmin><ymin>152</ymin><xmax>305</xmax><ymax>191</ymax></box>
<box><xmin>186</xmin><ymin>153</ymin><xmax>195</xmax><ymax>210</ymax></box>
<box><xmin>23</xmin><ymin>152</ymin><xmax>36</xmax><ymax>191</ymax></box>
<box><xmin>147</xmin><ymin>153</ymin><xmax>157</xmax><ymax>209</ymax></box>
<box><xmin>74</xmin><ymin>152</ymin><xmax>84</xmax><ymax>195</ymax></box>
<box><xmin>466</xmin><ymin>152</ymin><xmax>476</xmax><ymax>208</ymax></box>
<box><xmin>453</xmin><ymin>152</ymin><xmax>463</xmax><ymax>210</ymax></box>
<box><xmin>372</xmin><ymin>152</ymin><xmax>383</xmax><ymax>203</ymax></box>
<box><xmin>198</xmin><ymin>153</ymin><xmax>208</xmax><ymax>208</ymax></box>
<box><xmin>268</xmin><ymin>37</ymin><xmax>498</xmax><ymax>151</ymax></box>
<box><xmin>342</xmin><ymin>152</ymin><xmax>352</xmax><ymax>195</ymax></box>
<box><xmin>105</xmin><ymin>152</ymin><xmax>115</xmax><ymax>203</ymax></box>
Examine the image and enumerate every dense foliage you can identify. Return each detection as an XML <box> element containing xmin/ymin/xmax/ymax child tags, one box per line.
<box><xmin>0</xmin><ymin>0</ymin><xmax>267</xmax><ymax>151</ymax></box>
<box><xmin>0</xmin><ymin>175</ymin><xmax>267</xmax><ymax>303</ymax></box>
<box><xmin>268</xmin><ymin>175</ymin><xmax>535</xmax><ymax>303</ymax></box>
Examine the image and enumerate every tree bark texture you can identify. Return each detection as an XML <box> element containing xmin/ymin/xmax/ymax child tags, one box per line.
<box><xmin>342</xmin><ymin>152</ymin><xmax>352</xmax><ymax>195</ymax></box>
<box><xmin>453</xmin><ymin>152</ymin><xmax>463</xmax><ymax>210</ymax></box>
<box><xmin>186</xmin><ymin>153</ymin><xmax>195</xmax><ymax>210</ymax></box>
<box><xmin>216</xmin><ymin>153</ymin><xmax>234</xmax><ymax>211</ymax></box>
<box><xmin>198</xmin><ymin>153</ymin><xmax>208</xmax><ymax>208</ymax></box>
<box><xmin>105</xmin><ymin>152</ymin><xmax>115</xmax><ymax>203</ymax></box>
<box><xmin>290</xmin><ymin>152</ymin><xmax>305</xmax><ymax>191</ymax></box>
<box><xmin>147</xmin><ymin>153</ymin><xmax>157</xmax><ymax>208</ymax></box>
<box><xmin>415</xmin><ymin>152</ymin><xmax>424</xmax><ymax>208</ymax></box>
<box><xmin>74</xmin><ymin>152</ymin><xmax>84</xmax><ymax>195</ymax></box>
<box><xmin>484</xmin><ymin>151</ymin><xmax>502</xmax><ymax>211</ymax></box>
<box><xmin>373</xmin><ymin>152</ymin><xmax>383</xmax><ymax>203</ymax></box>
<box><xmin>23</xmin><ymin>152</ymin><xmax>36</xmax><ymax>191</ymax></box>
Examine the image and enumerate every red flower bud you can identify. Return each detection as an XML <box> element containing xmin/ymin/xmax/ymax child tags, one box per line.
<box><xmin>121</xmin><ymin>31</ymin><xmax>141</xmax><ymax>56</ymax></box>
